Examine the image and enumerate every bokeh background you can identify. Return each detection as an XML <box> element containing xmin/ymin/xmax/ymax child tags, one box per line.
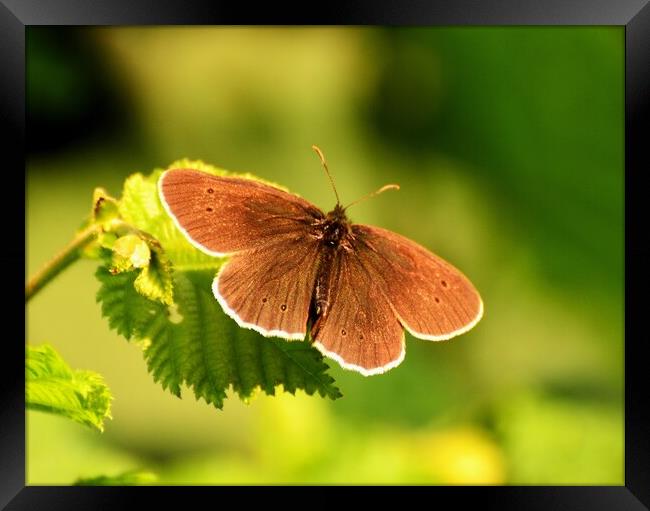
<box><xmin>26</xmin><ymin>27</ymin><xmax>623</xmax><ymax>485</ymax></box>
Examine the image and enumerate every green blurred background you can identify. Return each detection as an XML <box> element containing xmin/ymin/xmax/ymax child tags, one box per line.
<box><xmin>26</xmin><ymin>27</ymin><xmax>623</xmax><ymax>485</ymax></box>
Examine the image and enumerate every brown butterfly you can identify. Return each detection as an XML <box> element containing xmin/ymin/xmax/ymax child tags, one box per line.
<box><xmin>158</xmin><ymin>146</ymin><xmax>483</xmax><ymax>376</ymax></box>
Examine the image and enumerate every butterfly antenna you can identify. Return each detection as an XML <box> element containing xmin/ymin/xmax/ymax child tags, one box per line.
<box><xmin>312</xmin><ymin>145</ymin><xmax>341</xmax><ymax>205</ymax></box>
<box><xmin>343</xmin><ymin>183</ymin><xmax>400</xmax><ymax>211</ymax></box>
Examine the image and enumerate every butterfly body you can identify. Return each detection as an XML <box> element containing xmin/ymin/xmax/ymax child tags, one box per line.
<box><xmin>310</xmin><ymin>205</ymin><xmax>353</xmax><ymax>318</ymax></box>
<box><xmin>159</xmin><ymin>168</ymin><xmax>483</xmax><ymax>376</ymax></box>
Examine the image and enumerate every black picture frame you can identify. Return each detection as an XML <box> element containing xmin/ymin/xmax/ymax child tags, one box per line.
<box><xmin>5</xmin><ymin>0</ymin><xmax>649</xmax><ymax>508</ymax></box>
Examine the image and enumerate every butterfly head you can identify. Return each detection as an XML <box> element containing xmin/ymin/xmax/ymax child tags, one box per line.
<box><xmin>328</xmin><ymin>203</ymin><xmax>347</xmax><ymax>222</ymax></box>
<box><xmin>311</xmin><ymin>144</ymin><xmax>398</xmax><ymax>249</ymax></box>
<box><xmin>320</xmin><ymin>204</ymin><xmax>351</xmax><ymax>248</ymax></box>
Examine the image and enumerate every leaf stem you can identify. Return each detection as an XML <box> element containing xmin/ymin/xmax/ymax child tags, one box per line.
<box><xmin>26</xmin><ymin>224</ymin><xmax>100</xmax><ymax>302</ymax></box>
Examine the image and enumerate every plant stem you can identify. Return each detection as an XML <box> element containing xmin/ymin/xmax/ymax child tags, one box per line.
<box><xmin>26</xmin><ymin>224</ymin><xmax>100</xmax><ymax>303</ymax></box>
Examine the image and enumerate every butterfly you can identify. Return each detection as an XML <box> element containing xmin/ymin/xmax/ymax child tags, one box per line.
<box><xmin>158</xmin><ymin>146</ymin><xmax>483</xmax><ymax>376</ymax></box>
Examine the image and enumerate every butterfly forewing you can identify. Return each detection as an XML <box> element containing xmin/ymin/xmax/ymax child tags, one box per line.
<box><xmin>352</xmin><ymin>225</ymin><xmax>483</xmax><ymax>340</ymax></box>
<box><xmin>159</xmin><ymin>169</ymin><xmax>323</xmax><ymax>256</ymax></box>
<box><xmin>311</xmin><ymin>247</ymin><xmax>405</xmax><ymax>375</ymax></box>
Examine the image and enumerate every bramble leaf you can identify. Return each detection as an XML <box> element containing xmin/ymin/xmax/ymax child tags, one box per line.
<box><xmin>95</xmin><ymin>267</ymin><xmax>163</xmax><ymax>341</ymax></box>
<box><xmin>94</xmin><ymin>161</ymin><xmax>341</xmax><ymax>409</ymax></box>
<box><xmin>26</xmin><ymin>344</ymin><xmax>113</xmax><ymax>432</ymax></box>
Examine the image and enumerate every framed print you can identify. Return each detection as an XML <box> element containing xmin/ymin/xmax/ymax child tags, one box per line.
<box><xmin>3</xmin><ymin>0</ymin><xmax>649</xmax><ymax>508</ymax></box>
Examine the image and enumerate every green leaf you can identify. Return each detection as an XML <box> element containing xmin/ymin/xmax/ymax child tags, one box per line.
<box><xmin>74</xmin><ymin>470</ymin><xmax>157</xmax><ymax>486</ymax></box>
<box><xmin>95</xmin><ymin>162</ymin><xmax>341</xmax><ymax>409</ymax></box>
<box><xmin>97</xmin><ymin>267</ymin><xmax>341</xmax><ymax>408</ymax></box>
<box><xmin>95</xmin><ymin>266</ymin><xmax>164</xmax><ymax>341</ymax></box>
<box><xmin>26</xmin><ymin>344</ymin><xmax>113</xmax><ymax>432</ymax></box>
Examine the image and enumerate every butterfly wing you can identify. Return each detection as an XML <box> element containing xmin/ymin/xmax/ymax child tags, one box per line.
<box><xmin>311</xmin><ymin>247</ymin><xmax>406</xmax><ymax>376</ymax></box>
<box><xmin>352</xmin><ymin>225</ymin><xmax>483</xmax><ymax>340</ymax></box>
<box><xmin>159</xmin><ymin>169</ymin><xmax>323</xmax><ymax>256</ymax></box>
<box><xmin>213</xmin><ymin>236</ymin><xmax>321</xmax><ymax>339</ymax></box>
<box><xmin>310</xmin><ymin>224</ymin><xmax>482</xmax><ymax>376</ymax></box>
<box><xmin>159</xmin><ymin>169</ymin><xmax>324</xmax><ymax>339</ymax></box>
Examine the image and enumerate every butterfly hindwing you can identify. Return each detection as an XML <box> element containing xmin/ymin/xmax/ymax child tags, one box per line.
<box><xmin>311</xmin><ymin>247</ymin><xmax>405</xmax><ymax>375</ymax></box>
<box><xmin>214</xmin><ymin>237</ymin><xmax>321</xmax><ymax>339</ymax></box>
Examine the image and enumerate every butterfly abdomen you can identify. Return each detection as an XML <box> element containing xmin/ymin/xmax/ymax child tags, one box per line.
<box><xmin>313</xmin><ymin>247</ymin><xmax>337</xmax><ymax>317</ymax></box>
